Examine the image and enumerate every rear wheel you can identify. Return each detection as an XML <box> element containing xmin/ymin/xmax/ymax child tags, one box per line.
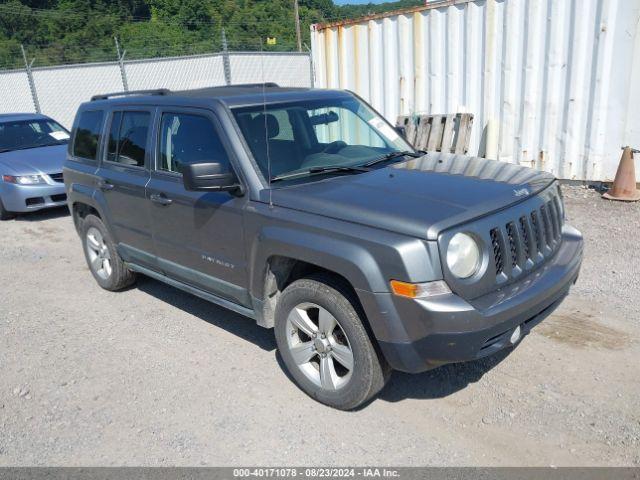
<box><xmin>274</xmin><ymin>275</ymin><xmax>389</xmax><ymax>410</ymax></box>
<box><xmin>0</xmin><ymin>197</ymin><xmax>15</xmax><ymax>221</ymax></box>
<box><xmin>81</xmin><ymin>214</ymin><xmax>136</xmax><ymax>291</ymax></box>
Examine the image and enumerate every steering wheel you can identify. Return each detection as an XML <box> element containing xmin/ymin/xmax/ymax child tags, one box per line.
<box><xmin>322</xmin><ymin>140</ymin><xmax>347</xmax><ymax>154</ymax></box>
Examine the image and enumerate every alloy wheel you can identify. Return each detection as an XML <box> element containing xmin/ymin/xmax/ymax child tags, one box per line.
<box><xmin>86</xmin><ymin>227</ymin><xmax>112</xmax><ymax>280</ymax></box>
<box><xmin>285</xmin><ymin>302</ymin><xmax>354</xmax><ymax>391</ymax></box>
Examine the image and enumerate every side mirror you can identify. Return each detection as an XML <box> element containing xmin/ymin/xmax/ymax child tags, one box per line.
<box><xmin>395</xmin><ymin>125</ymin><xmax>407</xmax><ymax>138</ymax></box>
<box><xmin>182</xmin><ymin>162</ymin><xmax>241</xmax><ymax>193</ymax></box>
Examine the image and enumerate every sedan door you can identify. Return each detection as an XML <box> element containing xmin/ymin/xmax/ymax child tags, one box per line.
<box><xmin>147</xmin><ymin>108</ymin><xmax>249</xmax><ymax>307</ymax></box>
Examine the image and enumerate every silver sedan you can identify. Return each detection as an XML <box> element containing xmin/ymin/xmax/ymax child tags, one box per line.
<box><xmin>0</xmin><ymin>113</ymin><xmax>69</xmax><ymax>220</ymax></box>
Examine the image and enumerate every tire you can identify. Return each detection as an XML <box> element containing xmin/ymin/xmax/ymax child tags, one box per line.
<box><xmin>81</xmin><ymin>214</ymin><xmax>136</xmax><ymax>291</ymax></box>
<box><xmin>0</xmin><ymin>197</ymin><xmax>15</xmax><ymax>221</ymax></box>
<box><xmin>274</xmin><ymin>274</ymin><xmax>390</xmax><ymax>410</ymax></box>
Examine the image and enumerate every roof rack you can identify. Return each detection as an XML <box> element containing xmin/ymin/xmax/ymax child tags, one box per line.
<box><xmin>230</xmin><ymin>82</ymin><xmax>280</xmax><ymax>88</ymax></box>
<box><xmin>90</xmin><ymin>89</ymin><xmax>170</xmax><ymax>101</ymax></box>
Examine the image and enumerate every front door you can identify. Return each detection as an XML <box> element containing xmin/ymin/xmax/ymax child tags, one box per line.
<box><xmin>97</xmin><ymin>108</ymin><xmax>155</xmax><ymax>269</ymax></box>
<box><xmin>147</xmin><ymin>109</ymin><xmax>249</xmax><ymax>306</ymax></box>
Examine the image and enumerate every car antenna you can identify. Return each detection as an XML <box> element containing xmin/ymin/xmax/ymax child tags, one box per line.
<box><xmin>260</xmin><ymin>38</ymin><xmax>273</xmax><ymax>208</ymax></box>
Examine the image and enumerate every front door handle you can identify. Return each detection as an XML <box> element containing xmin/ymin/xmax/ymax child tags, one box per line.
<box><xmin>150</xmin><ymin>193</ymin><xmax>173</xmax><ymax>206</ymax></box>
<box><xmin>97</xmin><ymin>180</ymin><xmax>114</xmax><ymax>191</ymax></box>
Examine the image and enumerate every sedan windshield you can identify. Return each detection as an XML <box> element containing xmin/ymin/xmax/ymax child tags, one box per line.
<box><xmin>232</xmin><ymin>96</ymin><xmax>414</xmax><ymax>183</ymax></box>
<box><xmin>0</xmin><ymin>119</ymin><xmax>70</xmax><ymax>152</ymax></box>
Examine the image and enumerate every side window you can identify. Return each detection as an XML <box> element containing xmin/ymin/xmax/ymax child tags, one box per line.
<box><xmin>106</xmin><ymin>111</ymin><xmax>150</xmax><ymax>168</ymax></box>
<box><xmin>72</xmin><ymin>110</ymin><xmax>104</xmax><ymax>160</ymax></box>
<box><xmin>158</xmin><ymin>113</ymin><xmax>231</xmax><ymax>174</ymax></box>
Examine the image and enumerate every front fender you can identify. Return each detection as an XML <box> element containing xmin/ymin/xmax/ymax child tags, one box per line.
<box><xmin>249</xmin><ymin>225</ymin><xmax>387</xmax><ymax>299</ymax></box>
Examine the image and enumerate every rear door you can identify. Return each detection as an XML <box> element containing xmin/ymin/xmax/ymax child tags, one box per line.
<box><xmin>96</xmin><ymin>107</ymin><xmax>156</xmax><ymax>269</ymax></box>
<box><xmin>147</xmin><ymin>107</ymin><xmax>249</xmax><ymax>306</ymax></box>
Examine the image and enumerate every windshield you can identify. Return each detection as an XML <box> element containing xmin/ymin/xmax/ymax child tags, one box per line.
<box><xmin>232</xmin><ymin>96</ymin><xmax>413</xmax><ymax>183</ymax></box>
<box><xmin>0</xmin><ymin>119</ymin><xmax>70</xmax><ymax>152</ymax></box>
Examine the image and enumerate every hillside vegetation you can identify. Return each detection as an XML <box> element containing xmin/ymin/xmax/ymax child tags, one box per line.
<box><xmin>0</xmin><ymin>0</ymin><xmax>422</xmax><ymax>69</ymax></box>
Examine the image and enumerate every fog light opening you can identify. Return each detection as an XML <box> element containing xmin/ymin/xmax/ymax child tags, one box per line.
<box><xmin>510</xmin><ymin>325</ymin><xmax>522</xmax><ymax>345</ymax></box>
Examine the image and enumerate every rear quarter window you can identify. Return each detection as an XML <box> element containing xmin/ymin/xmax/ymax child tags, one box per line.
<box><xmin>72</xmin><ymin>110</ymin><xmax>104</xmax><ymax>161</ymax></box>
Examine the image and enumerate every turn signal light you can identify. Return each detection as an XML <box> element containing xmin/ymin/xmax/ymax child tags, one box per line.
<box><xmin>390</xmin><ymin>280</ymin><xmax>451</xmax><ymax>299</ymax></box>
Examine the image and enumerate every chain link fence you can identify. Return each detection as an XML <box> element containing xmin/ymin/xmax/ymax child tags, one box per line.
<box><xmin>0</xmin><ymin>48</ymin><xmax>313</xmax><ymax>128</ymax></box>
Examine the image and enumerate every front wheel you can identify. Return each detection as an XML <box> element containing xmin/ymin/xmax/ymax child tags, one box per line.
<box><xmin>274</xmin><ymin>275</ymin><xmax>389</xmax><ymax>410</ymax></box>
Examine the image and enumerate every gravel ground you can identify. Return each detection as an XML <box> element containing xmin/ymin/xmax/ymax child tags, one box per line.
<box><xmin>0</xmin><ymin>185</ymin><xmax>638</xmax><ymax>466</ymax></box>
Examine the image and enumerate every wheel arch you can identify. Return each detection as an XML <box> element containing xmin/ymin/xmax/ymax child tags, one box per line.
<box><xmin>249</xmin><ymin>228</ymin><xmax>387</xmax><ymax>330</ymax></box>
<box><xmin>68</xmin><ymin>184</ymin><xmax>110</xmax><ymax>236</ymax></box>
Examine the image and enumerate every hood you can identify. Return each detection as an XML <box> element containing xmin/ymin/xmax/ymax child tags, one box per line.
<box><xmin>0</xmin><ymin>144</ymin><xmax>67</xmax><ymax>176</ymax></box>
<box><xmin>269</xmin><ymin>152</ymin><xmax>556</xmax><ymax>240</ymax></box>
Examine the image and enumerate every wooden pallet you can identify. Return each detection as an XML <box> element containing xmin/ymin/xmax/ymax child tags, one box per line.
<box><xmin>396</xmin><ymin>113</ymin><xmax>474</xmax><ymax>154</ymax></box>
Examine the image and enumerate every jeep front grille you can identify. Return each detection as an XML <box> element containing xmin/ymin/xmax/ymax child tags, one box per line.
<box><xmin>489</xmin><ymin>192</ymin><xmax>563</xmax><ymax>281</ymax></box>
<box><xmin>505</xmin><ymin>222</ymin><xmax>518</xmax><ymax>267</ymax></box>
<box><xmin>519</xmin><ymin>216</ymin><xmax>530</xmax><ymax>258</ymax></box>
<box><xmin>490</xmin><ymin>228</ymin><xmax>503</xmax><ymax>275</ymax></box>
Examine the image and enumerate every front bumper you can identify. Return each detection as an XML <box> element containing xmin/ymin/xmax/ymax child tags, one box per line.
<box><xmin>358</xmin><ymin>224</ymin><xmax>584</xmax><ymax>373</ymax></box>
<box><xmin>0</xmin><ymin>180</ymin><xmax>67</xmax><ymax>213</ymax></box>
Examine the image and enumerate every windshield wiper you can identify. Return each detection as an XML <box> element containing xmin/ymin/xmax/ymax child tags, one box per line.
<box><xmin>362</xmin><ymin>150</ymin><xmax>424</xmax><ymax>168</ymax></box>
<box><xmin>270</xmin><ymin>165</ymin><xmax>371</xmax><ymax>183</ymax></box>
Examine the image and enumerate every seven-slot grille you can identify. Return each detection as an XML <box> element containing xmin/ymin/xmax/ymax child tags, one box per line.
<box><xmin>49</xmin><ymin>172</ymin><xmax>64</xmax><ymax>183</ymax></box>
<box><xmin>490</xmin><ymin>194</ymin><xmax>563</xmax><ymax>279</ymax></box>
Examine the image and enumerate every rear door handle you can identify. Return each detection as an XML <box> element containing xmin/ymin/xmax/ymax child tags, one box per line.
<box><xmin>150</xmin><ymin>193</ymin><xmax>173</xmax><ymax>206</ymax></box>
<box><xmin>97</xmin><ymin>180</ymin><xmax>114</xmax><ymax>191</ymax></box>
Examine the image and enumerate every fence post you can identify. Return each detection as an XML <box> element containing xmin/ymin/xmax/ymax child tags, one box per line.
<box><xmin>114</xmin><ymin>36</ymin><xmax>129</xmax><ymax>91</ymax></box>
<box><xmin>305</xmin><ymin>45</ymin><xmax>315</xmax><ymax>88</ymax></box>
<box><xmin>20</xmin><ymin>44</ymin><xmax>41</xmax><ymax>114</ymax></box>
<box><xmin>221</xmin><ymin>28</ymin><xmax>232</xmax><ymax>85</ymax></box>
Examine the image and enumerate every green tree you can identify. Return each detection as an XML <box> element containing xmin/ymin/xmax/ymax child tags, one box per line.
<box><xmin>0</xmin><ymin>0</ymin><xmax>423</xmax><ymax>68</ymax></box>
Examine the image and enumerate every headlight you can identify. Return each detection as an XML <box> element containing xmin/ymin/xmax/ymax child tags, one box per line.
<box><xmin>2</xmin><ymin>174</ymin><xmax>47</xmax><ymax>185</ymax></box>
<box><xmin>446</xmin><ymin>233</ymin><xmax>481</xmax><ymax>279</ymax></box>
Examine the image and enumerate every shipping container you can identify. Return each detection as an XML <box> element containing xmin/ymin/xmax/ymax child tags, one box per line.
<box><xmin>311</xmin><ymin>0</ymin><xmax>640</xmax><ymax>181</ymax></box>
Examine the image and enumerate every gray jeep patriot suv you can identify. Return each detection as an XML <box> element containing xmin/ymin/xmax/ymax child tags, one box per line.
<box><xmin>64</xmin><ymin>85</ymin><xmax>583</xmax><ymax>410</ymax></box>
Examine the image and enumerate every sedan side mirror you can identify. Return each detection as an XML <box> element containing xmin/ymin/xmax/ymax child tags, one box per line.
<box><xmin>182</xmin><ymin>162</ymin><xmax>242</xmax><ymax>193</ymax></box>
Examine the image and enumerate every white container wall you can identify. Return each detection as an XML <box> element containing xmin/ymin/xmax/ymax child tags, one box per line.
<box><xmin>311</xmin><ymin>0</ymin><xmax>640</xmax><ymax>181</ymax></box>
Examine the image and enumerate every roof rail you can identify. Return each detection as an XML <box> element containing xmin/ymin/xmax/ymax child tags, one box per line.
<box><xmin>90</xmin><ymin>89</ymin><xmax>170</xmax><ymax>101</ymax></box>
<box><xmin>230</xmin><ymin>82</ymin><xmax>280</xmax><ymax>88</ymax></box>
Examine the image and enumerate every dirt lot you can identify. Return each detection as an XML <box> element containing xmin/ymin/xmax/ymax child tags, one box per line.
<box><xmin>0</xmin><ymin>185</ymin><xmax>638</xmax><ymax>466</ymax></box>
